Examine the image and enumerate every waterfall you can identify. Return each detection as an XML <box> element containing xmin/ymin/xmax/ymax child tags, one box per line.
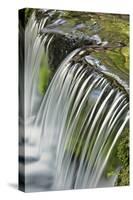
<box><xmin>19</xmin><ymin>11</ymin><xmax>129</xmax><ymax>192</ymax></box>
<box><xmin>40</xmin><ymin>50</ymin><xmax>129</xmax><ymax>190</ymax></box>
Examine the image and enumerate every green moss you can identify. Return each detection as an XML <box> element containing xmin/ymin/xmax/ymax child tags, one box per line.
<box><xmin>38</xmin><ymin>65</ymin><xmax>51</xmax><ymax>95</ymax></box>
<box><xmin>116</xmin><ymin>128</ymin><xmax>129</xmax><ymax>186</ymax></box>
<box><xmin>117</xmin><ymin>166</ymin><xmax>129</xmax><ymax>186</ymax></box>
<box><xmin>121</xmin><ymin>47</ymin><xmax>129</xmax><ymax>70</ymax></box>
<box><xmin>38</xmin><ymin>55</ymin><xmax>52</xmax><ymax>95</ymax></box>
<box><xmin>106</xmin><ymin>128</ymin><xmax>129</xmax><ymax>186</ymax></box>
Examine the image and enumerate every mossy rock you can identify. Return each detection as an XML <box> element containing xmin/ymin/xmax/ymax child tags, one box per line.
<box><xmin>106</xmin><ymin>128</ymin><xmax>129</xmax><ymax>186</ymax></box>
<box><xmin>116</xmin><ymin>128</ymin><xmax>129</xmax><ymax>186</ymax></box>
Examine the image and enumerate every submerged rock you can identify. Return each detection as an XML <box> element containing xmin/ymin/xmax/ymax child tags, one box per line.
<box><xmin>34</xmin><ymin>9</ymin><xmax>129</xmax><ymax>87</ymax></box>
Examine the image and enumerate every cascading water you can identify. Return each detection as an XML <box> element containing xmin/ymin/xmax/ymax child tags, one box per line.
<box><xmin>19</xmin><ymin>10</ymin><xmax>129</xmax><ymax>192</ymax></box>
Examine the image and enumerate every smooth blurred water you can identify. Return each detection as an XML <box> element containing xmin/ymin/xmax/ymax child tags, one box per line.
<box><xmin>19</xmin><ymin>10</ymin><xmax>129</xmax><ymax>192</ymax></box>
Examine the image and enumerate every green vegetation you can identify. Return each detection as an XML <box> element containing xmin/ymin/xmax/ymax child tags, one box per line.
<box><xmin>116</xmin><ymin>128</ymin><xmax>129</xmax><ymax>185</ymax></box>
<box><xmin>38</xmin><ymin>55</ymin><xmax>52</xmax><ymax>95</ymax></box>
<box><xmin>106</xmin><ymin>128</ymin><xmax>129</xmax><ymax>186</ymax></box>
